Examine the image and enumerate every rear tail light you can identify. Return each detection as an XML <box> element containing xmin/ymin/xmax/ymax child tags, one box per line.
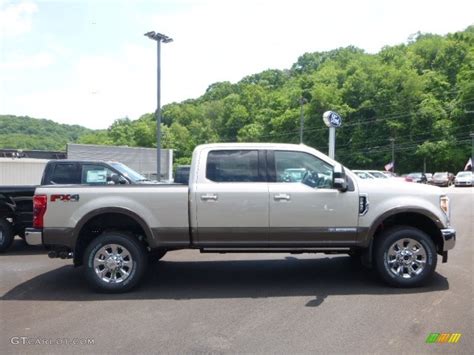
<box><xmin>33</xmin><ymin>195</ymin><xmax>47</xmax><ymax>229</ymax></box>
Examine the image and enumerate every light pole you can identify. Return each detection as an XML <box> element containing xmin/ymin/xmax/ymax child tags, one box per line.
<box><xmin>144</xmin><ymin>31</ymin><xmax>173</xmax><ymax>181</ymax></box>
<box><xmin>389</xmin><ymin>137</ymin><xmax>395</xmax><ymax>173</ymax></box>
<box><xmin>470</xmin><ymin>132</ymin><xmax>474</xmax><ymax>173</ymax></box>
<box><xmin>299</xmin><ymin>97</ymin><xmax>308</xmax><ymax>144</ymax></box>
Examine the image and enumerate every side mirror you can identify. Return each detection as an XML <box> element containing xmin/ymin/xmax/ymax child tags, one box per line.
<box><xmin>333</xmin><ymin>164</ymin><xmax>348</xmax><ymax>192</ymax></box>
<box><xmin>110</xmin><ymin>174</ymin><xmax>127</xmax><ymax>185</ymax></box>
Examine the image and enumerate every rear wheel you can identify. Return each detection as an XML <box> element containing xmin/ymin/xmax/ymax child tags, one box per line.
<box><xmin>374</xmin><ymin>226</ymin><xmax>437</xmax><ymax>287</ymax></box>
<box><xmin>0</xmin><ymin>218</ymin><xmax>14</xmax><ymax>252</ymax></box>
<box><xmin>83</xmin><ymin>231</ymin><xmax>148</xmax><ymax>293</ymax></box>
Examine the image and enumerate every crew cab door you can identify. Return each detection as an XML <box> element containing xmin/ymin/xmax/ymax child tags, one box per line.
<box><xmin>268</xmin><ymin>150</ymin><xmax>359</xmax><ymax>245</ymax></box>
<box><xmin>194</xmin><ymin>149</ymin><xmax>269</xmax><ymax>246</ymax></box>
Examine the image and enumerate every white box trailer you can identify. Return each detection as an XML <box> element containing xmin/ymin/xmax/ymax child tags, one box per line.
<box><xmin>0</xmin><ymin>158</ymin><xmax>49</xmax><ymax>185</ymax></box>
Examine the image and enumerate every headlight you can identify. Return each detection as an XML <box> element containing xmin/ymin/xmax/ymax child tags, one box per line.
<box><xmin>440</xmin><ymin>195</ymin><xmax>450</xmax><ymax>220</ymax></box>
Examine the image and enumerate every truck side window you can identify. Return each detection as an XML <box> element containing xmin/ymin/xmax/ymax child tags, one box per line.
<box><xmin>274</xmin><ymin>151</ymin><xmax>333</xmax><ymax>188</ymax></box>
<box><xmin>81</xmin><ymin>165</ymin><xmax>116</xmax><ymax>185</ymax></box>
<box><xmin>206</xmin><ymin>150</ymin><xmax>260</xmax><ymax>182</ymax></box>
<box><xmin>50</xmin><ymin>163</ymin><xmax>81</xmax><ymax>184</ymax></box>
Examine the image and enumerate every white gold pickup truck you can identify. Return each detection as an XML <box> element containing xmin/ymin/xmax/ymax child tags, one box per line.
<box><xmin>25</xmin><ymin>143</ymin><xmax>456</xmax><ymax>293</ymax></box>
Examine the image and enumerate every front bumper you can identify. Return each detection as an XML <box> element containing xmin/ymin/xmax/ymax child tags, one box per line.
<box><xmin>25</xmin><ymin>228</ymin><xmax>42</xmax><ymax>246</ymax></box>
<box><xmin>454</xmin><ymin>181</ymin><xmax>472</xmax><ymax>186</ymax></box>
<box><xmin>441</xmin><ymin>228</ymin><xmax>456</xmax><ymax>251</ymax></box>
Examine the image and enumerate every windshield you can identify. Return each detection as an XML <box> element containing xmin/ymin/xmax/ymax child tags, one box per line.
<box><xmin>354</xmin><ymin>171</ymin><xmax>374</xmax><ymax>179</ymax></box>
<box><xmin>456</xmin><ymin>171</ymin><xmax>472</xmax><ymax>178</ymax></box>
<box><xmin>434</xmin><ymin>172</ymin><xmax>447</xmax><ymax>178</ymax></box>
<box><xmin>368</xmin><ymin>171</ymin><xmax>388</xmax><ymax>178</ymax></box>
<box><xmin>409</xmin><ymin>173</ymin><xmax>422</xmax><ymax>178</ymax></box>
<box><xmin>110</xmin><ymin>162</ymin><xmax>149</xmax><ymax>182</ymax></box>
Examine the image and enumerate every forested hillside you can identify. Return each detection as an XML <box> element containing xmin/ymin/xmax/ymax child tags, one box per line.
<box><xmin>0</xmin><ymin>115</ymin><xmax>94</xmax><ymax>150</ymax></box>
<box><xmin>2</xmin><ymin>27</ymin><xmax>473</xmax><ymax>172</ymax></box>
<box><xmin>79</xmin><ymin>27</ymin><xmax>474</xmax><ymax>172</ymax></box>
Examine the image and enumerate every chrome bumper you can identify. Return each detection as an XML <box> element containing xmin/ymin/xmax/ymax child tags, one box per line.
<box><xmin>441</xmin><ymin>228</ymin><xmax>456</xmax><ymax>251</ymax></box>
<box><xmin>25</xmin><ymin>228</ymin><xmax>43</xmax><ymax>246</ymax></box>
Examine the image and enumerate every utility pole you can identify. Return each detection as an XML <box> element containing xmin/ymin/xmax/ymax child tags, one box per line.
<box><xmin>299</xmin><ymin>97</ymin><xmax>308</xmax><ymax>144</ymax></box>
<box><xmin>144</xmin><ymin>31</ymin><xmax>173</xmax><ymax>181</ymax></box>
<box><xmin>389</xmin><ymin>137</ymin><xmax>395</xmax><ymax>173</ymax></box>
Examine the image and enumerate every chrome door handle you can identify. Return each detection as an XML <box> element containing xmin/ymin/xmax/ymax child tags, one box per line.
<box><xmin>201</xmin><ymin>193</ymin><xmax>218</xmax><ymax>201</ymax></box>
<box><xmin>274</xmin><ymin>193</ymin><xmax>290</xmax><ymax>201</ymax></box>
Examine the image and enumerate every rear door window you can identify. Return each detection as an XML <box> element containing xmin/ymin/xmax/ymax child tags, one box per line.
<box><xmin>50</xmin><ymin>163</ymin><xmax>81</xmax><ymax>184</ymax></box>
<box><xmin>206</xmin><ymin>150</ymin><xmax>262</xmax><ymax>182</ymax></box>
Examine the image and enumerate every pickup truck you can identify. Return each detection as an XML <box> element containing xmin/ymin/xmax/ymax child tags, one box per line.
<box><xmin>25</xmin><ymin>143</ymin><xmax>456</xmax><ymax>293</ymax></box>
<box><xmin>0</xmin><ymin>160</ymin><xmax>153</xmax><ymax>252</ymax></box>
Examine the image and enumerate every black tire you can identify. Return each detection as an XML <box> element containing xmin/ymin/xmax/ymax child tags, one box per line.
<box><xmin>83</xmin><ymin>231</ymin><xmax>148</xmax><ymax>293</ymax></box>
<box><xmin>374</xmin><ymin>226</ymin><xmax>437</xmax><ymax>287</ymax></box>
<box><xmin>0</xmin><ymin>218</ymin><xmax>14</xmax><ymax>253</ymax></box>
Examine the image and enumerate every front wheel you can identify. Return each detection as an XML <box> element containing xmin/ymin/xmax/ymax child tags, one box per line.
<box><xmin>0</xmin><ymin>218</ymin><xmax>14</xmax><ymax>252</ymax></box>
<box><xmin>83</xmin><ymin>232</ymin><xmax>148</xmax><ymax>293</ymax></box>
<box><xmin>374</xmin><ymin>226</ymin><xmax>437</xmax><ymax>287</ymax></box>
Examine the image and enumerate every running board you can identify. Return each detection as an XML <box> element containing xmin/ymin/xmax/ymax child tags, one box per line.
<box><xmin>199</xmin><ymin>247</ymin><xmax>352</xmax><ymax>254</ymax></box>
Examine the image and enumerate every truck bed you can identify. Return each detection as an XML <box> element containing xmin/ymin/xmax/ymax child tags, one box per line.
<box><xmin>37</xmin><ymin>184</ymin><xmax>190</xmax><ymax>249</ymax></box>
<box><xmin>0</xmin><ymin>185</ymin><xmax>37</xmax><ymax>196</ymax></box>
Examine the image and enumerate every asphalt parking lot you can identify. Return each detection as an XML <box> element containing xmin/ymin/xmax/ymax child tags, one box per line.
<box><xmin>1</xmin><ymin>187</ymin><xmax>473</xmax><ymax>354</ymax></box>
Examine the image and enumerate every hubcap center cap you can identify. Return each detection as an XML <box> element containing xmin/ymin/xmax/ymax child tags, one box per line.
<box><xmin>397</xmin><ymin>249</ymin><xmax>414</xmax><ymax>264</ymax></box>
<box><xmin>106</xmin><ymin>256</ymin><xmax>122</xmax><ymax>270</ymax></box>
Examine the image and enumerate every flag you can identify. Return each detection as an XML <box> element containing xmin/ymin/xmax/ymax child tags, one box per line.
<box><xmin>465</xmin><ymin>158</ymin><xmax>472</xmax><ymax>171</ymax></box>
<box><xmin>384</xmin><ymin>161</ymin><xmax>394</xmax><ymax>171</ymax></box>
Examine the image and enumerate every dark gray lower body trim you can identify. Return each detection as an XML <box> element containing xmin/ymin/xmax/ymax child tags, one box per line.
<box><xmin>43</xmin><ymin>227</ymin><xmax>76</xmax><ymax>249</ymax></box>
<box><xmin>195</xmin><ymin>226</ymin><xmax>362</xmax><ymax>247</ymax></box>
<box><xmin>152</xmin><ymin>227</ymin><xmax>191</xmax><ymax>247</ymax></box>
<box><xmin>356</xmin><ymin>227</ymin><xmax>370</xmax><ymax>246</ymax></box>
<box><xmin>196</xmin><ymin>227</ymin><xmax>267</xmax><ymax>245</ymax></box>
<box><xmin>269</xmin><ymin>227</ymin><xmax>358</xmax><ymax>243</ymax></box>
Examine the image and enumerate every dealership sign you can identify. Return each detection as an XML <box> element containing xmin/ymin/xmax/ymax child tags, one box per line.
<box><xmin>323</xmin><ymin>111</ymin><xmax>342</xmax><ymax>128</ymax></box>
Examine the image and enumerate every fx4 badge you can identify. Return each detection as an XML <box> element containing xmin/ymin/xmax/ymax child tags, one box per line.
<box><xmin>50</xmin><ymin>194</ymin><xmax>80</xmax><ymax>202</ymax></box>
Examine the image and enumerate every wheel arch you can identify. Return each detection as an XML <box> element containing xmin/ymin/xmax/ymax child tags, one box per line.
<box><xmin>73</xmin><ymin>207</ymin><xmax>154</xmax><ymax>266</ymax></box>
<box><xmin>364</xmin><ymin>208</ymin><xmax>445</xmax><ymax>264</ymax></box>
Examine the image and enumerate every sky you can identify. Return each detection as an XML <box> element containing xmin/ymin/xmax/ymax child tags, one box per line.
<box><xmin>0</xmin><ymin>0</ymin><xmax>473</xmax><ymax>129</ymax></box>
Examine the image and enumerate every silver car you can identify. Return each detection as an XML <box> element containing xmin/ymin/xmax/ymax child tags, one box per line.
<box><xmin>454</xmin><ymin>171</ymin><xmax>473</xmax><ymax>187</ymax></box>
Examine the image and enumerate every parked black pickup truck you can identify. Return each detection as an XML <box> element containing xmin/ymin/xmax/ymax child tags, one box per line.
<box><xmin>0</xmin><ymin>160</ymin><xmax>153</xmax><ymax>252</ymax></box>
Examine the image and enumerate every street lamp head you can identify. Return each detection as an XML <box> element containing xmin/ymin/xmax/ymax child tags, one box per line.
<box><xmin>144</xmin><ymin>31</ymin><xmax>173</xmax><ymax>43</ymax></box>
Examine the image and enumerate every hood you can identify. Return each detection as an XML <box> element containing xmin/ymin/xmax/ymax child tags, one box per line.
<box><xmin>355</xmin><ymin>178</ymin><xmax>443</xmax><ymax>196</ymax></box>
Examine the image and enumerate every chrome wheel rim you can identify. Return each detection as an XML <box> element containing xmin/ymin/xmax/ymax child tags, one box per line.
<box><xmin>93</xmin><ymin>244</ymin><xmax>133</xmax><ymax>284</ymax></box>
<box><xmin>386</xmin><ymin>238</ymin><xmax>427</xmax><ymax>279</ymax></box>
